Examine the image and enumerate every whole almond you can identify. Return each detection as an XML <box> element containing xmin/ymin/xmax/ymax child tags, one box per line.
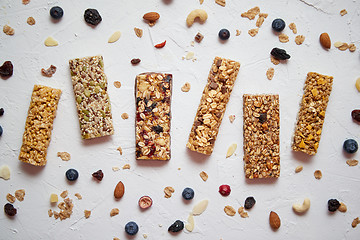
<box><xmin>114</xmin><ymin>181</ymin><xmax>125</xmax><ymax>199</ymax></box>
<box><xmin>143</xmin><ymin>12</ymin><xmax>160</xmax><ymax>22</ymax></box>
<box><xmin>320</xmin><ymin>33</ymin><xmax>331</xmax><ymax>49</ymax></box>
<box><xmin>269</xmin><ymin>211</ymin><xmax>281</xmax><ymax>230</ymax></box>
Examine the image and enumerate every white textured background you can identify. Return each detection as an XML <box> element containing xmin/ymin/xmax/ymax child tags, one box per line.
<box><xmin>0</xmin><ymin>0</ymin><xmax>360</xmax><ymax>239</ymax></box>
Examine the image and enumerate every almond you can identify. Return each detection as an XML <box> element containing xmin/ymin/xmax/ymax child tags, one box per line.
<box><xmin>143</xmin><ymin>12</ymin><xmax>160</xmax><ymax>22</ymax></box>
<box><xmin>269</xmin><ymin>211</ymin><xmax>281</xmax><ymax>230</ymax></box>
<box><xmin>320</xmin><ymin>33</ymin><xmax>331</xmax><ymax>49</ymax></box>
<box><xmin>114</xmin><ymin>181</ymin><xmax>125</xmax><ymax>199</ymax></box>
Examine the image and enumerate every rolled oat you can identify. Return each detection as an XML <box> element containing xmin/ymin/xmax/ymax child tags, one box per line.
<box><xmin>199</xmin><ymin>171</ymin><xmax>208</xmax><ymax>181</ymax></box>
<box><xmin>266</xmin><ymin>68</ymin><xmax>274</xmax><ymax>80</ymax></box>
<box><xmin>224</xmin><ymin>205</ymin><xmax>236</xmax><ymax>216</ymax></box>
<box><xmin>248</xmin><ymin>28</ymin><xmax>259</xmax><ymax>37</ymax></box>
<box><xmin>295</xmin><ymin>35</ymin><xmax>305</xmax><ymax>45</ymax></box>
<box><xmin>57</xmin><ymin>152</ymin><xmax>71</xmax><ymax>161</ymax></box>
<box><xmin>164</xmin><ymin>186</ymin><xmax>175</xmax><ymax>198</ymax></box>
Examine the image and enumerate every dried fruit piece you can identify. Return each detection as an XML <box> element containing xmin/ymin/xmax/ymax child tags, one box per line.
<box><xmin>340</xmin><ymin>9</ymin><xmax>347</xmax><ymax>16</ymax></box>
<box><xmin>338</xmin><ymin>202</ymin><xmax>347</xmax><ymax>212</ymax></box>
<box><xmin>0</xmin><ymin>61</ymin><xmax>13</xmax><ymax>78</ymax></box>
<box><xmin>41</xmin><ymin>65</ymin><xmax>57</xmax><ymax>77</ymax></box>
<box><xmin>114</xmin><ymin>81</ymin><xmax>121</xmax><ymax>88</ymax></box>
<box><xmin>295</xmin><ymin>165</ymin><xmax>303</xmax><ymax>173</ymax></box>
<box><xmin>0</xmin><ymin>165</ymin><xmax>10</xmax><ymax>180</ymax></box>
<box><xmin>224</xmin><ymin>205</ymin><xmax>236</xmax><ymax>216</ymax></box>
<box><xmin>192</xmin><ymin>199</ymin><xmax>208</xmax><ymax>215</ymax></box>
<box><xmin>84</xmin><ymin>210</ymin><xmax>91</xmax><ymax>218</ymax></box>
<box><xmin>155</xmin><ymin>40</ymin><xmax>166</xmax><ymax>48</ymax></box>
<box><xmin>219</xmin><ymin>184</ymin><xmax>231</xmax><ymax>196</ymax></box>
<box><xmin>314</xmin><ymin>170</ymin><xmax>322</xmax><ymax>179</ymax></box>
<box><xmin>185</xmin><ymin>214</ymin><xmax>194</xmax><ymax>232</ymax></box>
<box><xmin>199</xmin><ymin>171</ymin><xmax>208</xmax><ymax>181</ymax></box>
<box><xmin>279</xmin><ymin>33</ymin><xmax>289</xmax><ymax>43</ymax></box>
<box><xmin>108</xmin><ymin>31</ymin><xmax>121</xmax><ymax>43</ymax></box>
<box><xmin>4</xmin><ymin>203</ymin><xmax>17</xmax><ymax>216</ymax></box>
<box><xmin>269</xmin><ymin>211</ymin><xmax>281</xmax><ymax>229</ymax></box>
<box><xmin>15</xmin><ymin>189</ymin><xmax>25</xmax><ymax>201</ymax></box>
<box><xmin>181</xmin><ymin>82</ymin><xmax>191</xmax><ymax>92</ymax></box>
<box><xmin>271</xmin><ymin>48</ymin><xmax>290</xmax><ymax>60</ymax></box>
<box><xmin>164</xmin><ymin>186</ymin><xmax>175</xmax><ymax>198</ymax></box>
<box><xmin>6</xmin><ymin>193</ymin><xmax>15</xmax><ymax>203</ymax></box>
<box><xmin>295</xmin><ymin>35</ymin><xmax>305</xmax><ymax>45</ymax></box>
<box><xmin>66</xmin><ymin>169</ymin><xmax>78</xmax><ymax>181</ymax></box>
<box><xmin>27</xmin><ymin>17</ymin><xmax>35</xmax><ymax>25</ymax></box>
<box><xmin>266</xmin><ymin>68</ymin><xmax>274</xmax><ymax>80</ymax></box>
<box><xmin>352</xmin><ymin>217</ymin><xmax>360</xmax><ymax>228</ymax></box>
<box><xmin>3</xmin><ymin>25</ymin><xmax>14</xmax><ymax>35</ymax></box>
<box><xmin>139</xmin><ymin>196</ymin><xmax>153</xmax><ymax>209</ymax></box>
<box><xmin>92</xmin><ymin>170</ymin><xmax>104</xmax><ymax>181</ymax></box>
<box><xmin>168</xmin><ymin>220</ymin><xmax>184</xmax><ymax>232</ymax></box>
<box><xmin>50</xmin><ymin>194</ymin><xmax>58</xmax><ymax>203</ymax></box>
<box><xmin>320</xmin><ymin>33</ymin><xmax>331</xmax><ymax>49</ymax></box>
<box><xmin>44</xmin><ymin>36</ymin><xmax>58</xmax><ymax>47</ymax></box>
<box><xmin>131</xmin><ymin>58</ymin><xmax>141</xmax><ymax>65</ymax></box>
<box><xmin>110</xmin><ymin>208</ymin><xmax>119</xmax><ymax>216</ymax></box>
<box><xmin>244</xmin><ymin>196</ymin><xmax>256</xmax><ymax>209</ymax></box>
<box><xmin>343</xmin><ymin>139</ymin><xmax>358</xmax><ymax>154</ymax></box>
<box><xmin>226</xmin><ymin>143</ymin><xmax>237</xmax><ymax>158</ymax></box>
<box><xmin>114</xmin><ymin>181</ymin><xmax>125</xmax><ymax>199</ymax></box>
<box><xmin>134</xmin><ymin>27</ymin><xmax>143</xmax><ymax>38</ymax></box>
<box><xmin>346</xmin><ymin>159</ymin><xmax>359</xmax><ymax>166</ymax></box>
<box><xmin>84</xmin><ymin>9</ymin><xmax>102</xmax><ymax>26</ymax></box>
<box><xmin>195</xmin><ymin>32</ymin><xmax>204</xmax><ymax>43</ymax></box>
<box><xmin>328</xmin><ymin>199</ymin><xmax>340</xmax><ymax>212</ymax></box>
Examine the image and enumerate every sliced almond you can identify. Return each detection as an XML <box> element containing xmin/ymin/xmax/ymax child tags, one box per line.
<box><xmin>192</xmin><ymin>199</ymin><xmax>209</xmax><ymax>215</ymax></box>
<box><xmin>226</xmin><ymin>143</ymin><xmax>237</xmax><ymax>158</ymax></box>
<box><xmin>0</xmin><ymin>165</ymin><xmax>10</xmax><ymax>180</ymax></box>
<box><xmin>44</xmin><ymin>36</ymin><xmax>58</xmax><ymax>47</ymax></box>
<box><xmin>185</xmin><ymin>214</ymin><xmax>195</xmax><ymax>232</ymax></box>
<box><xmin>108</xmin><ymin>31</ymin><xmax>121</xmax><ymax>43</ymax></box>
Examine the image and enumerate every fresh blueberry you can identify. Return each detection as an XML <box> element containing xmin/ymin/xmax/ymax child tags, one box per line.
<box><xmin>168</xmin><ymin>220</ymin><xmax>184</xmax><ymax>233</ymax></box>
<box><xmin>343</xmin><ymin>139</ymin><xmax>358</xmax><ymax>154</ymax></box>
<box><xmin>125</xmin><ymin>221</ymin><xmax>139</xmax><ymax>235</ymax></box>
<box><xmin>272</xmin><ymin>18</ymin><xmax>286</xmax><ymax>32</ymax></box>
<box><xmin>50</xmin><ymin>6</ymin><xmax>64</xmax><ymax>20</ymax></box>
<box><xmin>0</xmin><ymin>108</ymin><xmax>4</xmax><ymax>116</ymax></box>
<box><xmin>182</xmin><ymin>187</ymin><xmax>194</xmax><ymax>200</ymax></box>
<box><xmin>65</xmin><ymin>168</ymin><xmax>78</xmax><ymax>181</ymax></box>
<box><xmin>0</xmin><ymin>125</ymin><xmax>3</xmax><ymax>137</ymax></box>
<box><xmin>218</xmin><ymin>29</ymin><xmax>230</xmax><ymax>40</ymax></box>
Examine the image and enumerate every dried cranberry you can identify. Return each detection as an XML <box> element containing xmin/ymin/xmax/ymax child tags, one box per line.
<box><xmin>0</xmin><ymin>61</ymin><xmax>13</xmax><ymax>77</ymax></box>
<box><xmin>351</xmin><ymin>110</ymin><xmax>360</xmax><ymax>123</ymax></box>
<box><xmin>219</xmin><ymin>184</ymin><xmax>231</xmax><ymax>196</ymax></box>
<box><xmin>270</xmin><ymin>48</ymin><xmax>290</xmax><ymax>60</ymax></box>
<box><xmin>84</xmin><ymin>8</ymin><xmax>102</xmax><ymax>26</ymax></box>
<box><xmin>0</xmin><ymin>108</ymin><xmax>4</xmax><ymax>116</ymax></box>
<box><xmin>92</xmin><ymin>170</ymin><xmax>104</xmax><ymax>181</ymax></box>
<box><xmin>4</xmin><ymin>203</ymin><xmax>17</xmax><ymax>216</ymax></box>
<box><xmin>131</xmin><ymin>58</ymin><xmax>141</xmax><ymax>65</ymax></box>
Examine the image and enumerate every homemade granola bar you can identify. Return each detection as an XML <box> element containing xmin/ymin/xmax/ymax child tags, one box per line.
<box><xmin>243</xmin><ymin>94</ymin><xmax>280</xmax><ymax>179</ymax></box>
<box><xmin>69</xmin><ymin>56</ymin><xmax>114</xmax><ymax>139</ymax></box>
<box><xmin>19</xmin><ymin>85</ymin><xmax>62</xmax><ymax>166</ymax></box>
<box><xmin>187</xmin><ymin>57</ymin><xmax>240</xmax><ymax>155</ymax></box>
<box><xmin>135</xmin><ymin>73</ymin><xmax>172</xmax><ymax>160</ymax></box>
<box><xmin>292</xmin><ymin>72</ymin><xmax>333</xmax><ymax>155</ymax></box>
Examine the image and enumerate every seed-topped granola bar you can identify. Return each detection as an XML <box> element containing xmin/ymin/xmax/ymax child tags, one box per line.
<box><xmin>135</xmin><ymin>73</ymin><xmax>172</xmax><ymax>160</ymax></box>
<box><xmin>243</xmin><ymin>94</ymin><xmax>280</xmax><ymax>179</ymax></box>
<box><xmin>19</xmin><ymin>85</ymin><xmax>62</xmax><ymax>166</ymax></box>
<box><xmin>292</xmin><ymin>72</ymin><xmax>333</xmax><ymax>155</ymax></box>
<box><xmin>187</xmin><ymin>57</ymin><xmax>240</xmax><ymax>155</ymax></box>
<box><xmin>69</xmin><ymin>56</ymin><xmax>114</xmax><ymax>139</ymax></box>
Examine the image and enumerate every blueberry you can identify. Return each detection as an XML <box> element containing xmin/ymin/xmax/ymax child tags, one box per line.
<box><xmin>343</xmin><ymin>139</ymin><xmax>358</xmax><ymax>154</ymax></box>
<box><xmin>218</xmin><ymin>29</ymin><xmax>230</xmax><ymax>40</ymax></box>
<box><xmin>182</xmin><ymin>187</ymin><xmax>194</xmax><ymax>200</ymax></box>
<box><xmin>272</xmin><ymin>18</ymin><xmax>286</xmax><ymax>32</ymax></box>
<box><xmin>125</xmin><ymin>221</ymin><xmax>139</xmax><ymax>235</ymax></box>
<box><xmin>65</xmin><ymin>168</ymin><xmax>78</xmax><ymax>181</ymax></box>
<box><xmin>168</xmin><ymin>220</ymin><xmax>184</xmax><ymax>233</ymax></box>
<box><xmin>0</xmin><ymin>125</ymin><xmax>3</xmax><ymax>137</ymax></box>
<box><xmin>0</xmin><ymin>108</ymin><xmax>4</xmax><ymax>116</ymax></box>
<box><xmin>50</xmin><ymin>6</ymin><xmax>64</xmax><ymax>20</ymax></box>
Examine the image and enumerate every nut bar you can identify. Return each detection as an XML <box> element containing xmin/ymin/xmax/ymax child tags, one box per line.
<box><xmin>243</xmin><ymin>94</ymin><xmax>280</xmax><ymax>179</ymax></box>
<box><xmin>135</xmin><ymin>73</ymin><xmax>172</xmax><ymax>160</ymax></box>
<box><xmin>292</xmin><ymin>72</ymin><xmax>333</xmax><ymax>155</ymax></box>
<box><xmin>19</xmin><ymin>85</ymin><xmax>62</xmax><ymax>166</ymax></box>
<box><xmin>187</xmin><ymin>57</ymin><xmax>240</xmax><ymax>155</ymax></box>
<box><xmin>69</xmin><ymin>56</ymin><xmax>114</xmax><ymax>139</ymax></box>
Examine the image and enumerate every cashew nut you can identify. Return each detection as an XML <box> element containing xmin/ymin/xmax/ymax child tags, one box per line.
<box><xmin>292</xmin><ymin>198</ymin><xmax>310</xmax><ymax>213</ymax></box>
<box><xmin>186</xmin><ymin>9</ymin><xmax>208</xmax><ymax>27</ymax></box>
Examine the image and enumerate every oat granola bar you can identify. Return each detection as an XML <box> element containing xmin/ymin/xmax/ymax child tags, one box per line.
<box><xmin>243</xmin><ymin>94</ymin><xmax>280</xmax><ymax>179</ymax></box>
<box><xmin>69</xmin><ymin>56</ymin><xmax>114</xmax><ymax>139</ymax></box>
<box><xmin>187</xmin><ymin>57</ymin><xmax>240</xmax><ymax>155</ymax></box>
<box><xmin>135</xmin><ymin>73</ymin><xmax>172</xmax><ymax>160</ymax></box>
<box><xmin>19</xmin><ymin>85</ymin><xmax>62</xmax><ymax>166</ymax></box>
<box><xmin>292</xmin><ymin>72</ymin><xmax>333</xmax><ymax>155</ymax></box>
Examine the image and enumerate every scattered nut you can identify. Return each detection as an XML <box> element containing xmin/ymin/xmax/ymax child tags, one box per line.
<box><xmin>15</xmin><ymin>189</ymin><xmax>25</xmax><ymax>201</ymax></box>
<box><xmin>226</xmin><ymin>143</ymin><xmax>237</xmax><ymax>158</ymax></box>
<box><xmin>6</xmin><ymin>193</ymin><xmax>16</xmax><ymax>203</ymax></box>
<box><xmin>108</xmin><ymin>31</ymin><xmax>121</xmax><ymax>43</ymax></box>
<box><xmin>346</xmin><ymin>159</ymin><xmax>358</xmax><ymax>166</ymax></box>
<box><xmin>186</xmin><ymin>9</ymin><xmax>208</xmax><ymax>27</ymax></box>
<box><xmin>48</xmin><ymin>209</ymin><xmax>53</xmax><ymax>217</ymax></box>
<box><xmin>295</xmin><ymin>35</ymin><xmax>305</xmax><ymax>45</ymax></box>
<box><xmin>295</xmin><ymin>165</ymin><xmax>303</xmax><ymax>173</ymax></box>
<box><xmin>134</xmin><ymin>27</ymin><xmax>143</xmax><ymax>38</ymax></box>
<box><xmin>215</xmin><ymin>0</ymin><xmax>226</xmax><ymax>7</ymax></box>
<box><xmin>314</xmin><ymin>170</ymin><xmax>322</xmax><ymax>179</ymax></box>
<box><xmin>122</xmin><ymin>164</ymin><xmax>130</xmax><ymax>170</ymax></box>
<box><xmin>27</xmin><ymin>17</ymin><xmax>36</xmax><ymax>25</ymax></box>
<box><xmin>289</xmin><ymin>23</ymin><xmax>297</xmax><ymax>34</ymax></box>
<box><xmin>84</xmin><ymin>210</ymin><xmax>91</xmax><ymax>218</ymax></box>
<box><xmin>195</xmin><ymin>32</ymin><xmax>204</xmax><ymax>43</ymax></box>
<box><xmin>340</xmin><ymin>9</ymin><xmax>347</xmax><ymax>16</ymax></box>
<box><xmin>113</xmin><ymin>81</ymin><xmax>121</xmax><ymax>88</ymax></box>
<box><xmin>121</xmin><ymin>113</ymin><xmax>129</xmax><ymax>120</ymax></box>
<box><xmin>248</xmin><ymin>28</ymin><xmax>259</xmax><ymax>37</ymax></box>
<box><xmin>352</xmin><ymin>217</ymin><xmax>360</xmax><ymax>228</ymax></box>
<box><xmin>266</xmin><ymin>67</ymin><xmax>274</xmax><ymax>80</ymax></box>
<box><xmin>114</xmin><ymin>181</ymin><xmax>125</xmax><ymax>199</ymax></box>
<box><xmin>269</xmin><ymin>211</ymin><xmax>281</xmax><ymax>230</ymax></box>
<box><xmin>320</xmin><ymin>33</ymin><xmax>331</xmax><ymax>49</ymax></box>
<box><xmin>199</xmin><ymin>171</ymin><xmax>208</xmax><ymax>181</ymax></box>
<box><xmin>60</xmin><ymin>190</ymin><xmax>68</xmax><ymax>199</ymax></box>
<box><xmin>57</xmin><ymin>152</ymin><xmax>71</xmax><ymax>161</ymax></box>
<box><xmin>338</xmin><ymin>42</ymin><xmax>349</xmax><ymax>51</ymax></box>
<box><xmin>181</xmin><ymin>82</ymin><xmax>191</xmax><ymax>92</ymax></box>
<box><xmin>224</xmin><ymin>205</ymin><xmax>236</xmax><ymax>216</ymax></box>
<box><xmin>292</xmin><ymin>198</ymin><xmax>310</xmax><ymax>213</ymax></box>
<box><xmin>279</xmin><ymin>33</ymin><xmax>289</xmax><ymax>43</ymax></box>
<box><xmin>3</xmin><ymin>25</ymin><xmax>14</xmax><ymax>35</ymax></box>
<box><xmin>75</xmin><ymin>193</ymin><xmax>82</xmax><ymax>200</ymax></box>
<box><xmin>338</xmin><ymin>202</ymin><xmax>347</xmax><ymax>212</ymax></box>
<box><xmin>192</xmin><ymin>199</ymin><xmax>209</xmax><ymax>215</ymax></box>
<box><xmin>44</xmin><ymin>36</ymin><xmax>58</xmax><ymax>47</ymax></box>
<box><xmin>164</xmin><ymin>186</ymin><xmax>175</xmax><ymax>198</ymax></box>
<box><xmin>143</xmin><ymin>12</ymin><xmax>160</xmax><ymax>25</ymax></box>
<box><xmin>110</xmin><ymin>208</ymin><xmax>119</xmax><ymax>217</ymax></box>
<box><xmin>349</xmin><ymin>43</ymin><xmax>356</xmax><ymax>52</ymax></box>
<box><xmin>229</xmin><ymin>114</ymin><xmax>235</xmax><ymax>123</ymax></box>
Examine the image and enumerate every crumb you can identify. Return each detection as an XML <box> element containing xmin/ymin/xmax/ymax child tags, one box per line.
<box><xmin>110</xmin><ymin>208</ymin><xmax>119</xmax><ymax>217</ymax></box>
<box><xmin>241</xmin><ymin>6</ymin><xmax>260</xmax><ymax>20</ymax></box>
<box><xmin>15</xmin><ymin>189</ymin><xmax>25</xmax><ymax>201</ymax></box>
<box><xmin>178</xmin><ymin>167</ymin><xmax>181</xmax><ymax>170</ymax></box>
<box><xmin>270</xmin><ymin>56</ymin><xmax>280</xmax><ymax>65</ymax></box>
<box><xmin>314</xmin><ymin>170</ymin><xmax>322</xmax><ymax>179</ymax></box>
<box><xmin>215</xmin><ymin>0</ymin><xmax>226</xmax><ymax>7</ymax></box>
<box><xmin>289</xmin><ymin>23</ymin><xmax>297</xmax><ymax>34</ymax></box>
<box><xmin>295</xmin><ymin>165</ymin><xmax>303</xmax><ymax>173</ymax></box>
<box><xmin>248</xmin><ymin>28</ymin><xmax>259</xmax><ymax>37</ymax></box>
<box><xmin>279</xmin><ymin>33</ymin><xmax>289</xmax><ymax>43</ymax></box>
<box><xmin>112</xmin><ymin>166</ymin><xmax>120</xmax><ymax>171</ymax></box>
<box><xmin>134</xmin><ymin>27</ymin><xmax>143</xmax><ymax>38</ymax></box>
<box><xmin>224</xmin><ymin>205</ymin><xmax>236</xmax><ymax>216</ymax></box>
<box><xmin>57</xmin><ymin>152</ymin><xmax>71</xmax><ymax>161</ymax></box>
<box><xmin>236</xmin><ymin>30</ymin><xmax>241</xmax><ymax>36</ymax></box>
<box><xmin>3</xmin><ymin>25</ymin><xmax>15</xmax><ymax>35</ymax></box>
<box><xmin>41</xmin><ymin>65</ymin><xmax>57</xmax><ymax>77</ymax></box>
<box><xmin>143</xmin><ymin>234</ymin><xmax>148</xmax><ymax>239</ymax></box>
<box><xmin>27</xmin><ymin>17</ymin><xmax>35</xmax><ymax>25</ymax></box>
<box><xmin>113</xmin><ymin>81</ymin><xmax>121</xmax><ymax>88</ymax></box>
<box><xmin>60</xmin><ymin>190</ymin><xmax>68</xmax><ymax>199</ymax></box>
<box><xmin>340</xmin><ymin>9</ymin><xmax>347</xmax><ymax>16</ymax></box>
<box><xmin>229</xmin><ymin>115</ymin><xmax>235</xmax><ymax>123</ymax></box>
<box><xmin>121</xmin><ymin>113</ymin><xmax>129</xmax><ymax>119</ymax></box>
<box><xmin>256</xmin><ymin>16</ymin><xmax>265</xmax><ymax>27</ymax></box>
<box><xmin>349</xmin><ymin>43</ymin><xmax>356</xmax><ymax>52</ymax></box>
<box><xmin>181</xmin><ymin>82</ymin><xmax>191</xmax><ymax>92</ymax></box>
<box><xmin>6</xmin><ymin>193</ymin><xmax>16</xmax><ymax>203</ymax></box>
<box><xmin>266</xmin><ymin>68</ymin><xmax>274</xmax><ymax>80</ymax></box>
<box><xmin>117</xmin><ymin>146</ymin><xmax>123</xmax><ymax>155</ymax></box>
<box><xmin>164</xmin><ymin>186</ymin><xmax>175</xmax><ymax>198</ymax></box>
<box><xmin>75</xmin><ymin>193</ymin><xmax>82</xmax><ymax>200</ymax></box>
<box><xmin>122</xmin><ymin>164</ymin><xmax>130</xmax><ymax>170</ymax></box>
<box><xmin>22</xmin><ymin>0</ymin><xmax>30</xmax><ymax>4</ymax></box>
<box><xmin>84</xmin><ymin>210</ymin><xmax>91</xmax><ymax>218</ymax></box>
<box><xmin>48</xmin><ymin>209</ymin><xmax>53</xmax><ymax>217</ymax></box>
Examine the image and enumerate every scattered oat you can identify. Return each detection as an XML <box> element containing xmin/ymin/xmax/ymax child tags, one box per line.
<box><xmin>236</xmin><ymin>30</ymin><xmax>241</xmax><ymax>36</ymax></box>
<box><xmin>200</xmin><ymin>0</ymin><xmax>204</xmax><ymax>4</ymax></box>
<box><xmin>229</xmin><ymin>114</ymin><xmax>235</xmax><ymax>123</ymax></box>
<box><xmin>48</xmin><ymin>209</ymin><xmax>53</xmax><ymax>217</ymax></box>
<box><xmin>238</xmin><ymin>206</ymin><xmax>244</xmax><ymax>214</ymax></box>
<box><xmin>256</xmin><ymin>16</ymin><xmax>265</xmax><ymax>27</ymax></box>
<box><xmin>27</xmin><ymin>17</ymin><xmax>35</xmax><ymax>25</ymax></box>
<box><xmin>346</xmin><ymin>159</ymin><xmax>358</xmax><ymax>166</ymax></box>
<box><xmin>75</xmin><ymin>193</ymin><xmax>82</xmax><ymax>200</ymax></box>
<box><xmin>241</xmin><ymin>6</ymin><xmax>260</xmax><ymax>20</ymax></box>
<box><xmin>122</xmin><ymin>164</ymin><xmax>130</xmax><ymax>170</ymax></box>
<box><xmin>226</xmin><ymin>143</ymin><xmax>237</xmax><ymax>158</ymax></box>
<box><xmin>22</xmin><ymin>0</ymin><xmax>30</xmax><ymax>4</ymax></box>
<box><xmin>279</xmin><ymin>33</ymin><xmax>289</xmax><ymax>43</ymax></box>
<box><xmin>199</xmin><ymin>171</ymin><xmax>208</xmax><ymax>181</ymax></box>
<box><xmin>57</xmin><ymin>152</ymin><xmax>71</xmax><ymax>161</ymax></box>
<box><xmin>164</xmin><ymin>186</ymin><xmax>175</xmax><ymax>198</ymax></box>
<box><xmin>60</xmin><ymin>190</ymin><xmax>68</xmax><ymax>199</ymax></box>
<box><xmin>108</xmin><ymin>31</ymin><xmax>121</xmax><ymax>43</ymax></box>
<box><xmin>112</xmin><ymin>166</ymin><xmax>120</xmax><ymax>171</ymax></box>
<box><xmin>113</xmin><ymin>81</ymin><xmax>121</xmax><ymax>88</ymax></box>
<box><xmin>3</xmin><ymin>25</ymin><xmax>15</xmax><ymax>35</ymax></box>
<box><xmin>44</xmin><ymin>36</ymin><xmax>58</xmax><ymax>47</ymax></box>
<box><xmin>215</xmin><ymin>0</ymin><xmax>226</xmax><ymax>7</ymax></box>
<box><xmin>15</xmin><ymin>189</ymin><xmax>25</xmax><ymax>201</ymax></box>
<box><xmin>117</xmin><ymin>146</ymin><xmax>123</xmax><ymax>155</ymax></box>
<box><xmin>248</xmin><ymin>28</ymin><xmax>259</xmax><ymax>37</ymax></box>
<box><xmin>41</xmin><ymin>65</ymin><xmax>57</xmax><ymax>77</ymax></box>
<box><xmin>266</xmin><ymin>68</ymin><xmax>274</xmax><ymax>80</ymax></box>
<box><xmin>240</xmin><ymin>211</ymin><xmax>249</xmax><ymax>218</ymax></box>
<box><xmin>134</xmin><ymin>27</ymin><xmax>143</xmax><ymax>38</ymax></box>
<box><xmin>314</xmin><ymin>170</ymin><xmax>322</xmax><ymax>180</ymax></box>
<box><xmin>295</xmin><ymin>35</ymin><xmax>305</xmax><ymax>45</ymax></box>
<box><xmin>289</xmin><ymin>23</ymin><xmax>297</xmax><ymax>34</ymax></box>
<box><xmin>259</xmin><ymin>13</ymin><xmax>268</xmax><ymax>18</ymax></box>
<box><xmin>110</xmin><ymin>208</ymin><xmax>119</xmax><ymax>217</ymax></box>
<box><xmin>224</xmin><ymin>205</ymin><xmax>236</xmax><ymax>216</ymax></box>
<box><xmin>270</xmin><ymin>56</ymin><xmax>280</xmax><ymax>65</ymax></box>
<box><xmin>6</xmin><ymin>193</ymin><xmax>16</xmax><ymax>203</ymax></box>
<box><xmin>340</xmin><ymin>9</ymin><xmax>347</xmax><ymax>16</ymax></box>
<box><xmin>84</xmin><ymin>210</ymin><xmax>91</xmax><ymax>218</ymax></box>
<box><xmin>352</xmin><ymin>217</ymin><xmax>360</xmax><ymax>228</ymax></box>
<box><xmin>295</xmin><ymin>165</ymin><xmax>303</xmax><ymax>173</ymax></box>
<box><xmin>121</xmin><ymin>113</ymin><xmax>129</xmax><ymax>120</ymax></box>
<box><xmin>181</xmin><ymin>82</ymin><xmax>191</xmax><ymax>92</ymax></box>
<box><xmin>339</xmin><ymin>202</ymin><xmax>347</xmax><ymax>212</ymax></box>
<box><xmin>349</xmin><ymin>43</ymin><xmax>356</xmax><ymax>52</ymax></box>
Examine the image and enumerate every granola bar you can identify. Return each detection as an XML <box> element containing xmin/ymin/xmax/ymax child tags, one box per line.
<box><xmin>187</xmin><ymin>57</ymin><xmax>240</xmax><ymax>155</ymax></box>
<box><xmin>243</xmin><ymin>94</ymin><xmax>280</xmax><ymax>179</ymax></box>
<box><xmin>292</xmin><ymin>72</ymin><xmax>333</xmax><ymax>155</ymax></box>
<box><xmin>69</xmin><ymin>56</ymin><xmax>114</xmax><ymax>139</ymax></box>
<box><xmin>135</xmin><ymin>73</ymin><xmax>172</xmax><ymax>160</ymax></box>
<box><xmin>19</xmin><ymin>85</ymin><xmax>61</xmax><ymax>166</ymax></box>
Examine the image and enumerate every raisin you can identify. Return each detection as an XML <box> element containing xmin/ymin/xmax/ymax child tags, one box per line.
<box><xmin>0</xmin><ymin>61</ymin><xmax>14</xmax><ymax>77</ymax></box>
<box><xmin>168</xmin><ymin>220</ymin><xmax>184</xmax><ymax>233</ymax></box>
<box><xmin>152</xmin><ymin>125</ymin><xmax>163</xmax><ymax>134</ymax></box>
<box><xmin>328</xmin><ymin>199</ymin><xmax>340</xmax><ymax>212</ymax></box>
<box><xmin>0</xmin><ymin>108</ymin><xmax>4</xmax><ymax>116</ymax></box>
<box><xmin>136</xmin><ymin>97</ymin><xmax>141</xmax><ymax>105</ymax></box>
<box><xmin>244</xmin><ymin>196</ymin><xmax>256</xmax><ymax>209</ymax></box>
<box><xmin>4</xmin><ymin>203</ymin><xmax>17</xmax><ymax>216</ymax></box>
<box><xmin>259</xmin><ymin>113</ymin><xmax>267</xmax><ymax>123</ymax></box>
<box><xmin>351</xmin><ymin>110</ymin><xmax>360</xmax><ymax>123</ymax></box>
<box><xmin>84</xmin><ymin>9</ymin><xmax>102</xmax><ymax>26</ymax></box>
<box><xmin>92</xmin><ymin>170</ymin><xmax>104</xmax><ymax>181</ymax></box>
<box><xmin>270</xmin><ymin>48</ymin><xmax>290</xmax><ymax>60</ymax></box>
<box><xmin>131</xmin><ymin>58</ymin><xmax>141</xmax><ymax>65</ymax></box>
